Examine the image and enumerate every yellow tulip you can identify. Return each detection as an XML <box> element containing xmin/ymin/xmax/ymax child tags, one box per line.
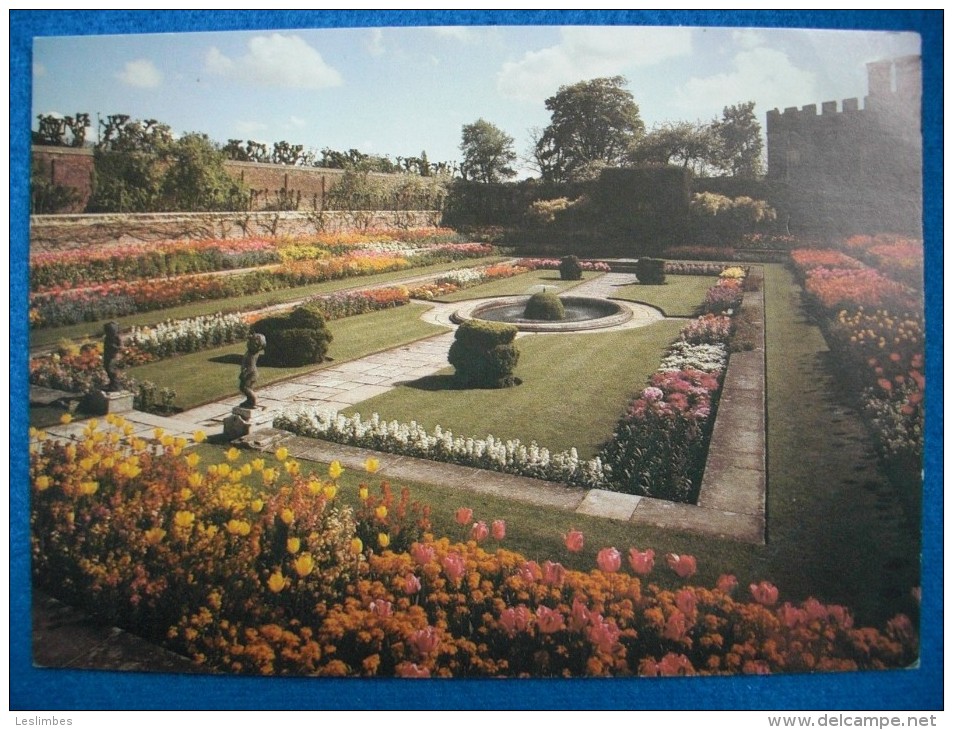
<box><xmin>375</xmin><ymin>505</ymin><xmax>388</xmax><ymax>520</ymax></box>
<box><xmin>153</xmin><ymin>428</ymin><xmax>165</xmax><ymax>440</ymax></box>
<box><xmin>323</xmin><ymin>484</ymin><xmax>338</xmax><ymax>500</ymax></box>
<box><xmin>250</xmin><ymin>499</ymin><xmax>264</xmax><ymax>513</ymax></box>
<box><xmin>174</xmin><ymin>511</ymin><xmax>195</xmax><ymax>528</ymax></box>
<box><xmin>262</xmin><ymin>468</ymin><xmax>276</xmax><ymax>485</ymax></box>
<box><xmin>350</xmin><ymin>538</ymin><xmax>363</xmax><ymax>555</ymax></box>
<box><xmin>241</xmin><ymin>464</ymin><xmax>252</xmax><ymax>477</ymax></box>
<box><xmin>364</xmin><ymin>457</ymin><xmax>380</xmax><ymax>474</ymax></box>
<box><xmin>287</xmin><ymin>537</ymin><xmax>301</xmax><ymax>554</ymax></box>
<box><xmin>186</xmin><ymin>452</ymin><xmax>201</xmax><ymax>468</ymax></box>
<box><xmin>328</xmin><ymin>460</ymin><xmax>343</xmax><ymax>479</ymax></box>
<box><xmin>280</xmin><ymin>508</ymin><xmax>295</xmax><ymax>525</ymax></box>
<box><xmin>59</xmin><ymin>413</ymin><xmax>73</xmax><ymax>425</ymax></box>
<box><xmin>267</xmin><ymin>571</ymin><xmax>286</xmax><ymax>593</ymax></box>
<box><xmin>250</xmin><ymin>458</ymin><xmax>265</xmax><ymax>472</ymax></box>
<box><xmin>275</xmin><ymin>446</ymin><xmax>289</xmax><ymax>462</ymax></box>
<box><xmin>79</xmin><ymin>481</ymin><xmax>99</xmax><ymax>496</ymax></box>
<box><xmin>293</xmin><ymin>553</ymin><xmax>315</xmax><ymax>578</ymax></box>
<box><xmin>226</xmin><ymin>447</ymin><xmax>240</xmax><ymax>462</ymax></box>
<box><xmin>378</xmin><ymin>532</ymin><xmax>390</xmax><ymax>549</ymax></box>
<box><xmin>359</xmin><ymin>485</ymin><xmax>369</xmax><ymax>502</ymax></box>
<box><xmin>35</xmin><ymin>475</ymin><xmax>51</xmax><ymax>491</ymax></box>
<box><xmin>187</xmin><ymin>472</ymin><xmax>203</xmax><ymax>488</ymax></box>
<box><xmin>179</xmin><ymin>488</ymin><xmax>193</xmax><ymax>501</ymax></box>
<box><xmin>193</xmin><ymin>430</ymin><xmax>207</xmax><ymax>443</ymax></box>
<box><xmin>226</xmin><ymin>519</ymin><xmax>251</xmax><ymax>536</ymax></box>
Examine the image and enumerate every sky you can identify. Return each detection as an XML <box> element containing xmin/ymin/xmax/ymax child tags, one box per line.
<box><xmin>31</xmin><ymin>20</ymin><xmax>921</xmax><ymax>178</ymax></box>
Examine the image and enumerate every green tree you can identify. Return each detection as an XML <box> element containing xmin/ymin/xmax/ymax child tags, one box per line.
<box><xmin>161</xmin><ymin>133</ymin><xmax>249</xmax><ymax>211</ymax></box>
<box><xmin>711</xmin><ymin>101</ymin><xmax>764</xmax><ymax>178</ymax></box>
<box><xmin>535</xmin><ymin>76</ymin><xmax>645</xmax><ymax>182</ymax></box>
<box><xmin>629</xmin><ymin>121</ymin><xmax>719</xmax><ymax>175</ymax></box>
<box><xmin>459</xmin><ymin>119</ymin><xmax>517</xmax><ymax>183</ymax></box>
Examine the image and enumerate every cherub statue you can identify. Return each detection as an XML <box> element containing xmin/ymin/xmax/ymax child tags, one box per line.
<box><xmin>103</xmin><ymin>321</ymin><xmax>123</xmax><ymax>392</ymax></box>
<box><xmin>239</xmin><ymin>334</ymin><xmax>267</xmax><ymax>408</ymax></box>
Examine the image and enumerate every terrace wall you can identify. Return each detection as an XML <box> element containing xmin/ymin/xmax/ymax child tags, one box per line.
<box><xmin>29</xmin><ymin>210</ymin><xmax>442</xmax><ymax>253</ymax></box>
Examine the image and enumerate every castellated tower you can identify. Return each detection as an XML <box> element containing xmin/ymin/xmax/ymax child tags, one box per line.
<box><xmin>766</xmin><ymin>55</ymin><xmax>921</xmax><ymax>236</ymax></box>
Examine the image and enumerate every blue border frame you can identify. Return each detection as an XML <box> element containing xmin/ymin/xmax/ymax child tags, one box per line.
<box><xmin>10</xmin><ymin>10</ymin><xmax>943</xmax><ymax>710</ymax></box>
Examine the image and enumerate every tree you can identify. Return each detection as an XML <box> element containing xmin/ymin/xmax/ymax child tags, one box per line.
<box><xmin>711</xmin><ymin>101</ymin><xmax>764</xmax><ymax>178</ymax></box>
<box><xmin>459</xmin><ymin>119</ymin><xmax>517</xmax><ymax>183</ymax></box>
<box><xmin>535</xmin><ymin>76</ymin><xmax>645</xmax><ymax>182</ymax></box>
<box><xmin>160</xmin><ymin>133</ymin><xmax>248</xmax><ymax>211</ymax></box>
<box><xmin>629</xmin><ymin>121</ymin><xmax>719</xmax><ymax>175</ymax></box>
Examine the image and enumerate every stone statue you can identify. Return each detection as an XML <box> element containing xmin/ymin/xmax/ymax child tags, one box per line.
<box><xmin>103</xmin><ymin>321</ymin><xmax>123</xmax><ymax>392</ymax></box>
<box><xmin>239</xmin><ymin>334</ymin><xmax>267</xmax><ymax>408</ymax></box>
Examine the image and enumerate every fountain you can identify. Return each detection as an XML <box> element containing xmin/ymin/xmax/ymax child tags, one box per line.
<box><xmin>452</xmin><ymin>292</ymin><xmax>634</xmax><ymax>332</ymax></box>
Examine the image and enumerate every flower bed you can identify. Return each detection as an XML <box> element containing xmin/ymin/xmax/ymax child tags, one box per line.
<box><xmin>30</xmin><ymin>421</ymin><xmax>917</xmax><ymax>677</ymax></box>
<box><xmin>514</xmin><ymin>258</ymin><xmax>611</xmax><ymax>273</ymax></box>
<box><xmin>408</xmin><ymin>263</ymin><xmax>529</xmax><ymax>300</ymax></box>
<box><xmin>29</xmin><ymin>243</ymin><xmax>493</xmax><ymax>328</ymax></box>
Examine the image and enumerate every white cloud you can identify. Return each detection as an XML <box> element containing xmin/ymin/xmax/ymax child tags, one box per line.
<box><xmin>732</xmin><ymin>29</ymin><xmax>766</xmax><ymax>50</ymax></box>
<box><xmin>33</xmin><ymin>62</ymin><xmax>46</xmax><ymax>77</ymax></box>
<box><xmin>205</xmin><ymin>34</ymin><xmax>342</xmax><ymax>90</ymax></box>
<box><xmin>117</xmin><ymin>59</ymin><xmax>163</xmax><ymax>89</ymax></box>
<box><xmin>366</xmin><ymin>28</ymin><xmax>385</xmax><ymax>56</ymax></box>
<box><xmin>498</xmin><ymin>26</ymin><xmax>693</xmax><ymax>103</ymax></box>
<box><xmin>677</xmin><ymin>46</ymin><xmax>817</xmax><ymax>118</ymax></box>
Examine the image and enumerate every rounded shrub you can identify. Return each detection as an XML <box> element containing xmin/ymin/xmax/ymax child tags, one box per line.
<box><xmin>448</xmin><ymin>319</ymin><xmax>520</xmax><ymax>389</ymax></box>
<box><xmin>251</xmin><ymin>303</ymin><xmax>333</xmax><ymax>367</ymax></box>
<box><xmin>635</xmin><ymin>257</ymin><xmax>667</xmax><ymax>285</ymax></box>
<box><xmin>523</xmin><ymin>291</ymin><xmax>566</xmax><ymax>321</ymax></box>
<box><xmin>558</xmin><ymin>255</ymin><xmax>583</xmax><ymax>281</ymax></box>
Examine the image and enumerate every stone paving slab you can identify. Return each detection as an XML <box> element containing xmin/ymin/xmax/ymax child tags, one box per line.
<box><xmin>631</xmin><ymin>498</ymin><xmax>765</xmax><ymax>545</ymax></box>
<box><xmin>575</xmin><ymin>489</ymin><xmax>642</xmax><ymax>521</ymax></box>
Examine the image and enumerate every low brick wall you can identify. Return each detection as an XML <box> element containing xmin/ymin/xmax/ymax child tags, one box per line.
<box><xmin>29</xmin><ymin>210</ymin><xmax>443</xmax><ymax>253</ymax></box>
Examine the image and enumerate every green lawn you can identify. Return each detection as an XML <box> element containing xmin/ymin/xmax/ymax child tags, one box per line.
<box><xmin>342</xmin><ymin>319</ymin><xmax>685</xmax><ymax>457</ymax></box>
<box><xmin>435</xmin><ymin>270</ymin><xmax>599</xmax><ymax>302</ymax></box>
<box><xmin>613</xmin><ymin>274</ymin><xmax>719</xmax><ymax>317</ymax></box>
<box><xmin>30</xmin><ymin>255</ymin><xmax>504</xmax><ymax>349</ymax></box>
<box><xmin>128</xmin><ymin>304</ymin><xmax>446</xmax><ymax>409</ymax></box>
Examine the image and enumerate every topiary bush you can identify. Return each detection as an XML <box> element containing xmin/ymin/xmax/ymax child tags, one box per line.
<box><xmin>448</xmin><ymin>320</ymin><xmax>520</xmax><ymax>388</ymax></box>
<box><xmin>635</xmin><ymin>257</ymin><xmax>667</xmax><ymax>285</ymax></box>
<box><xmin>558</xmin><ymin>255</ymin><xmax>583</xmax><ymax>281</ymax></box>
<box><xmin>251</xmin><ymin>303</ymin><xmax>333</xmax><ymax>367</ymax></box>
<box><xmin>523</xmin><ymin>291</ymin><xmax>565</xmax><ymax>321</ymax></box>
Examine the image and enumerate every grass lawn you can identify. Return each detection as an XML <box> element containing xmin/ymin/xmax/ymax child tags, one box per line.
<box><xmin>340</xmin><ymin>319</ymin><xmax>685</xmax><ymax>457</ymax></box>
<box><xmin>30</xmin><ymin>255</ymin><xmax>504</xmax><ymax>349</ymax></box>
<box><xmin>127</xmin><ymin>304</ymin><xmax>446</xmax><ymax>409</ymax></box>
<box><xmin>613</xmin><ymin>274</ymin><xmax>719</xmax><ymax>317</ymax></box>
<box><xmin>435</xmin><ymin>270</ymin><xmax>600</xmax><ymax>302</ymax></box>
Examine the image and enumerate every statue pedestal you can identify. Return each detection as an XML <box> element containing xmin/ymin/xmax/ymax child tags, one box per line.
<box><xmin>223</xmin><ymin>406</ymin><xmax>267</xmax><ymax>440</ymax></box>
<box><xmin>85</xmin><ymin>389</ymin><xmax>135</xmax><ymax>415</ymax></box>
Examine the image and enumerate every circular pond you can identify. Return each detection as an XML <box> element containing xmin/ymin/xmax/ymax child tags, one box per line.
<box><xmin>452</xmin><ymin>295</ymin><xmax>634</xmax><ymax>332</ymax></box>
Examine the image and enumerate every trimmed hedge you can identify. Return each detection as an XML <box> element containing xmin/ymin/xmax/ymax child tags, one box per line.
<box><xmin>636</xmin><ymin>258</ymin><xmax>667</xmax><ymax>285</ymax></box>
<box><xmin>558</xmin><ymin>255</ymin><xmax>583</xmax><ymax>281</ymax></box>
<box><xmin>448</xmin><ymin>319</ymin><xmax>520</xmax><ymax>389</ymax></box>
<box><xmin>251</xmin><ymin>304</ymin><xmax>333</xmax><ymax>367</ymax></box>
<box><xmin>523</xmin><ymin>291</ymin><xmax>565</xmax><ymax>321</ymax></box>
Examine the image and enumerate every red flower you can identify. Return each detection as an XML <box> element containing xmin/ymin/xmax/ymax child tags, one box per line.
<box><xmin>749</xmin><ymin>581</ymin><xmax>779</xmax><ymax>606</ymax></box>
<box><xmin>542</xmin><ymin>560</ymin><xmax>566</xmax><ymax>587</ymax></box>
<box><xmin>409</xmin><ymin>626</ymin><xmax>440</xmax><ymax>656</ymax></box>
<box><xmin>454</xmin><ymin>507</ymin><xmax>473</xmax><ymax>525</ymax></box>
<box><xmin>627</xmin><ymin>548</ymin><xmax>655</xmax><ymax>576</ymax></box>
<box><xmin>597</xmin><ymin>547</ymin><xmax>622</xmax><ymax>573</ymax></box>
<box><xmin>491</xmin><ymin>519</ymin><xmax>506</xmax><ymax>540</ymax></box>
<box><xmin>666</xmin><ymin>553</ymin><xmax>697</xmax><ymax>578</ymax></box>
<box><xmin>716</xmin><ymin>574</ymin><xmax>739</xmax><ymax>594</ymax></box>
<box><xmin>535</xmin><ymin>606</ymin><xmax>566</xmax><ymax>634</ymax></box>
<box><xmin>564</xmin><ymin>529</ymin><xmax>584</xmax><ymax>553</ymax></box>
<box><xmin>470</xmin><ymin>521</ymin><xmax>489</xmax><ymax>542</ymax></box>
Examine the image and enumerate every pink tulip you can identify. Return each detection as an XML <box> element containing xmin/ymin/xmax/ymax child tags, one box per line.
<box><xmin>742</xmin><ymin>660</ymin><xmax>771</xmax><ymax>675</ymax></box>
<box><xmin>778</xmin><ymin>603</ymin><xmax>805</xmax><ymax>629</ymax></box>
<box><xmin>803</xmin><ymin>597</ymin><xmax>828</xmax><ymax>622</ymax></box>
<box><xmin>657</xmin><ymin>653</ymin><xmax>694</xmax><ymax>676</ymax></box>
<box><xmin>409</xmin><ymin>626</ymin><xmax>440</xmax><ymax>656</ymax></box>
<box><xmin>749</xmin><ymin>580</ymin><xmax>779</xmax><ymax>606</ymax></box>
<box><xmin>827</xmin><ymin>605</ymin><xmax>853</xmax><ymax>629</ymax></box>
<box><xmin>370</xmin><ymin>599</ymin><xmax>393</xmax><ymax>616</ymax></box>
<box><xmin>499</xmin><ymin>605</ymin><xmax>530</xmax><ymax>636</ymax></box>
<box><xmin>570</xmin><ymin>597</ymin><xmax>591</xmax><ymax>632</ymax></box>
<box><xmin>587</xmin><ymin>615</ymin><xmax>621</xmax><ymax>654</ymax></box>
<box><xmin>542</xmin><ymin>560</ymin><xmax>566</xmax><ymax>587</ymax></box>
<box><xmin>627</xmin><ymin>548</ymin><xmax>655</xmax><ymax>576</ymax></box>
<box><xmin>517</xmin><ymin>560</ymin><xmax>541</xmax><ymax>583</ymax></box>
<box><xmin>402</xmin><ymin>573</ymin><xmax>421</xmax><ymax>595</ymax></box>
<box><xmin>663</xmin><ymin>610</ymin><xmax>689</xmax><ymax>642</ymax></box>
<box><xmin>716</xmin><ymin>574</ymin><xmax>738</xmax><ymax>593</ymax></box>
<box><xmin>410</xmin><ymin>542</ymin><xmax>435</xmax><ymax>566</ymax></box>
<box><xmin>535</xmin><ymin>605</ymin><xmax>566</xmax><ymax>634</ymax></box>
<box><xmin>597</xmin><ymin>547</ymin><xmax>622</xmax><ymax>573</ymax></box>
<box><xmin>665</xmin><ymin>553</ymin><xmax>697</xmax><ymax>578</ymax></box>
<box><xmin>395</xmin><ymin>662</ymin><xmax>430</xmax><ymax>678</ymax></box>
<box><xmin>470</xmin><ymin>521</ymin><xmax>489</xmax><ymax>542</ymax></box>
<box><xmin>491</xmin><ymin>519</ymin><xmax>506</xmax><ymax>540</ymax></box>
<box><xmin>454</xmin><ymin>507</ymin><xmax>473</xmax><ymax>525</ymax></box>
<box><xmin>675</xmin><ymin>588</ymin><xmax>697</xmax><ymax>619</ymax></box>
<box><xmin>564</xmin><ymin>529</ymin><xmax>584</xmax><ymax>553</ymax></box>
<box><xmin>441</xmin><ymin>553</ymin><xmax>466</xmax><ymax>585</ymax></box>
